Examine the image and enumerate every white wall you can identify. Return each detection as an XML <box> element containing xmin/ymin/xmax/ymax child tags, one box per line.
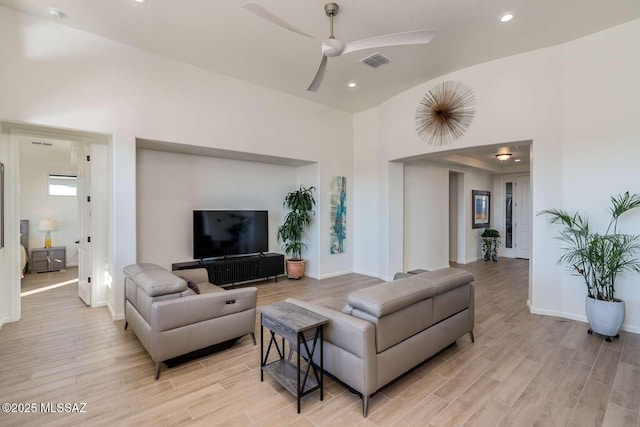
<box><xmin>555</xmin><ymin>19</ymin><xmax>640</xmax><ymax>329</ymax></box>
<box><xmin>403</xmin><ymin>161</ymin><xmax>491</xmax><ymax>269</ymax></box>
<box><xmin>296</xmin><ymin>163</ymin><xmax>320</xmax><ymax>278</ymax></box>
<box><xmin>20</xmin><ymin>164</ymin><xmax>79</xmax><ymax>267</ymax></box>
<box><xmin>0</xmin><ymin>6</ymin><xmax>353</xmax><ymax>322</ymax></box>
<box><xmin>464</xmin><ymin>171</ymin><xmax>493</xmax><ymax>263</ymax></box>
<box><xmin>353</xmin><ymin>19</ymin><xmax>640</xmax><ymax>332</ymax></box>
<box><xmin>136</xmin><ymin>149</ymin><xmax>299</xmax><ymax>270</ymax></box>
<box><xmin>353</xmin><ymin>109</ymin><xmax>385</xmax><ymax>279</ymax></box>
<box><xmin>403</xmin><ymin>161</ymin><xmax>449</xmax><ymax>271</ymax></box>
<box><xmin>449</xmin><ymin>173</ymin><xmax>458</xmax><ymax>262</ymax></box>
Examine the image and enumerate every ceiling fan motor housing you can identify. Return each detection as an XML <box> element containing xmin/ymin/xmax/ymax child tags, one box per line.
<box><xmin>322</xmin><ymin>38</ymin><xmax>344</xmax><ymax>57</ymax></box>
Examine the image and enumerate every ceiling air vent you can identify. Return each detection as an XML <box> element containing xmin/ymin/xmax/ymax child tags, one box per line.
<box><xmin>32</xmin><ymin>141</ymin><xmax>54</xmax><ymax>147</ymax></box>
<box><xmin>360</xmin><ymin>52</ymin><xmax>391</xmax><ymax>68</ymax></box>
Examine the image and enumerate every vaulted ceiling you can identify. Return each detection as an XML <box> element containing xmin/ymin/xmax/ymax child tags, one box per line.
<box><xmin>1</xmin><ymin>0</ymin><xmax>639</xmax><ymax>112</ymax></box>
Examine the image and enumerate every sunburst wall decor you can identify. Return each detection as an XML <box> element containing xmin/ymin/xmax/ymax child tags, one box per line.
<box><xmin>415</xmin><ymin>81</ymin><xmax>476</xmax><ymax>146</ymax></box>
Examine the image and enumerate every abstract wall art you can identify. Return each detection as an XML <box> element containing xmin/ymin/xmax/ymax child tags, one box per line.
<box><xmin>330</xmin><ymin>176</ymin><xmax>346</xmax><ymax>254</ymax></box>
<box><xmin>415</xmin><ymin>80</ymin><xmax>476</xmax><ymax>146</ymax></box>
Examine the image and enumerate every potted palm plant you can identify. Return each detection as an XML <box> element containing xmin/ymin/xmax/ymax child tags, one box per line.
<box><xmin>277</xmin><ymin>186</ymin><xmax>315</xmax><ymax>279</ymax></box>
<box><xmin>540</xmin><ymin>192</ymin><xmax>640</xmax><ymax>341</ymax></box>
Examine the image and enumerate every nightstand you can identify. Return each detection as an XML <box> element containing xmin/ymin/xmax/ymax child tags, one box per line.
<box><xmin>30</xmin><ymin>247</ymin><xmax>66</xmax><ymax>273</ymax></box>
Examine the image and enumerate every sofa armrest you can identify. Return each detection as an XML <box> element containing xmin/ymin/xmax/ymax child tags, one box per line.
<box><xmin>173</xmin><ymin>268</ymin><xmax>209</xmax><ymax>285</ymax></box>
<box><xmin>285</xmin><ymin>298</ymin><xmax>375</xmax><ymax>359</ymax></box>
<box><xmin>151</xmin><ymin>287</ymin><xmax>257</xmax><ymax>332</ymax></box>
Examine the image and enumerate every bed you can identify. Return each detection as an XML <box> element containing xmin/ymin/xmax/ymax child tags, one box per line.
<box><xmin>20</xmin><ymin>219</ymin><xmax>28</xmax><ymax>278</ymax></box>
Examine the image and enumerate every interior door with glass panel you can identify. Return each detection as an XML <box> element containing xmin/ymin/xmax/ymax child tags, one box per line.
<box><xmin>503</xmin><ymin>175</ymin><xmax>531</xmax><ymax>259</ymax></box>
<box><xmin>514</xmin><ymin>175</ymin><xmax>531</xmax><ymax>259</ymax></box>
<box><xmin>77</xmin><ymin>145</ymin><xmax>92</xmax><ymax>305</ymax></box>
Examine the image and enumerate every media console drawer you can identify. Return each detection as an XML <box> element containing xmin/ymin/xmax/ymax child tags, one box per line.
<box><xmin>172</xmin><ymin>253</ymin><xmax>284</xmax><ymax>287</ymax></box>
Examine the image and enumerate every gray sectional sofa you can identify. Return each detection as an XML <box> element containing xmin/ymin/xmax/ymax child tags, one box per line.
<box><xmin>287</xmin><ymin>267</ymin><xmax>475</xmax><ymax>416</ymax></box>
<box><xmin>123</xmin><ymin>263</ymin><xmax>257</xmax><ymax>379</ymax></box>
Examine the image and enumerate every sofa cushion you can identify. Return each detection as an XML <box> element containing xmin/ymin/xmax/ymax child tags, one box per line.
<box><xmin>352</xmin><ymin>297</ymin><xmax>433</xmax><ymax>353</ymax></box>
<box><xmin>346</xmin><ymin>276</ymin><xmax>437</xmax><ymax>318</ymax></box>
<box><xmin>413</xmin><ymin>268</ymin><xmax>474</xmax><ymax>295</ymax></box>
<box><xmin>124</xmin><ymin>263</ymin><xmax>165</xmax><ymax>278</ymax></box>
<box><xmin>136</xmin><ymin>269</ymin><xmax>188</xmax><ymax>297</ymax></box>
<box><xmin>199</xmin><ymin>283</ymin><xmax>226</xmax><ymax>294</ymax></box>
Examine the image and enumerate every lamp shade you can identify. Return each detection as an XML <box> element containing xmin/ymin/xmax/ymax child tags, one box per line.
<box><xmin>39</xmin><ymin>219</ymin><xmax>58</xmax><ymax>231</ymax></box>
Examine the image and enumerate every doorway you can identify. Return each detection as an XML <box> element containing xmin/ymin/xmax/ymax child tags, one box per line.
<box><xmin>449</xmin><ymin>171</ymin><xmax>464</xmax><ymax>264</ymax></box>
<box><xmin>19</xmin><ymin>137</ymin><xmax>80</xmax><ymax>295</ymax></box>
<box><xmin>2</xmin><ymin>121</ymin><xmax>110</xmax><ymax>323</ymax></box>
<box><xmin>502</xmin><ymin>174</ymin><xmax>531</xmax><ymax>259</ymax></box>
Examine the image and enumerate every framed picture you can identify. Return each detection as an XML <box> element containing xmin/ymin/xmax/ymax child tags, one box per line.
<box><xmin>472</xmin><ymin>190</ymin><xmax>490</xmax><ymax>229</ymax></box>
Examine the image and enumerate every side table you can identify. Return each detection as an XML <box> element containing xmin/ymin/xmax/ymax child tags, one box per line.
<box><xmin>31</xmin><ymin>246</ymin><xmax>66</xmax><ymax>273</ymax></box>
<box><xmin>258</xmin><ymin>302</ymin><xmax>328</xmax><ymax>413</ymax></box>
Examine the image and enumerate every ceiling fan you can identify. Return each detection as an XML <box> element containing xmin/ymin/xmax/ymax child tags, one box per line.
<box><xmin>243</xmin><ymin>2</ymin><xmax>435</xmax><ymax>92</ymax></box>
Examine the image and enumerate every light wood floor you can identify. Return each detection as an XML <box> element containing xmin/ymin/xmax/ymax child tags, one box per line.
<box><xmin>21</xmin><ymin>267</ymin><xmax>79</xmax><ymax>294</ymax></box>
<box><xmin>1</xmin><ymin>259</ymin><xmax>639</xmax><ymax>426</ymax></box>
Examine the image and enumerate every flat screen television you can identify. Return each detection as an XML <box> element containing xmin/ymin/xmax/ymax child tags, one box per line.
<box><xmin>193</xmin><ymin>210</ymin><xmax>268</xmax><ymax>259</ymax></box>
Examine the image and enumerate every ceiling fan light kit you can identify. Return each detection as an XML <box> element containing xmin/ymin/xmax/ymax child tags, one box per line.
<box><xmin>243</xmin><ymin>2</ymin><xmax>436</xmax><ymax>92</ymax></box>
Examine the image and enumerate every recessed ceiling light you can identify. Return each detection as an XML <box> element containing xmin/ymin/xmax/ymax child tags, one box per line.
<box><xmin>514</xmin><ymin>159</ymin><xmax>521</xmax><ymax>162</ymax></box>
<box><xmin>348</xmin><ymin>82</ymin><xmax>357</xmax><ymax>88</ymax></box>
<box><xmin>500</xmin><ymin>13</ymin><xmax>514</xmax><ymax>23</ymax></box>
<box><xmin>47</xmin><ymin>7</ymin><xmax>65</xmax><ymax>18</ymax></box>
<box><xmin>134</xmin><ymin>0</ymin><xmax>146</xmax><ymax>3</ymax></box>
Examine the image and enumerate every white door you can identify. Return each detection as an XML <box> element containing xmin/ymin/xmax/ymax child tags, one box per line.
<box><xmin>515</xmin><ymin>175</ymin><xmax>531</xmax><ymax>259</ymax></box>
<box><xmin>77</xmin><ymin>146</ymin><xmax>92</xmax><ymax>305</ymax></box>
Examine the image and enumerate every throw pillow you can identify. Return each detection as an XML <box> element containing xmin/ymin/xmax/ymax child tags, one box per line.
<box><xmin>187</xmin><ymin>280</ymin><xmax>200</xmax><ymax>294</ymax></box>
<box><xmin>178</xmin><ymin>276</ymin><xmax>200</xmax><ymax>294</ymax></box>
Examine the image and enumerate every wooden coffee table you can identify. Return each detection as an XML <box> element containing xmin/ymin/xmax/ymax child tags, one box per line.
<box><xmin>258</xmin><ymin>302</ymin><xmax>329</xmax><ymax>413</ymax></box>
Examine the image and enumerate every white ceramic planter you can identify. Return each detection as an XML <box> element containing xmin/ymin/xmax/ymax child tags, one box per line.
<box><xmin>585</xmin><ymin>296</ymin><xmax>625</xmax><ymax>338</ymax></box>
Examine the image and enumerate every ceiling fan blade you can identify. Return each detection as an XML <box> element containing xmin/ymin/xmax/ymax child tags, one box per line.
<box><xmin>342</xmin><ymin>29</ymin><xmax>435</xmax><ymax>55</ymax></box>
<box><xmin>243</xmin><ymin>3</ymin><xmax>317</xmax><ymax>40</ymax></box>
<box><xmin>307</xmin><ymin>55</ymin><xmax>328</xmax><ymax>92</ymax></box>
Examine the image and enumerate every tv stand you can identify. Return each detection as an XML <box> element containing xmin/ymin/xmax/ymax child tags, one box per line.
<box><xmin>172</xmin><ymin>253</ymin><xmax>284</xmax><ymax>287</ymax></box>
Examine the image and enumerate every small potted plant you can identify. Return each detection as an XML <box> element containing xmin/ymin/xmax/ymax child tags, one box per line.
<box><xmin>277</xmin><ymin>186</ymin><xmax>315</xmax><ymax>279</ymax></box>
<box><xmin>481</xmin><ymin>228</ymin><xmax>501</xmax><ymax>261</ymax></box>
<box><xmin>540</xmin><ymin>192</ymin><xmax>640</xmax><ymax>341</ymax></box>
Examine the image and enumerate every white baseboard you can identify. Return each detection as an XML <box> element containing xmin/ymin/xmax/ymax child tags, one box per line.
<box><xmin>458</xmin><ymin>257</ymin><xmax>481</xmax><ymax>264</ymax></box>
<box><xmin>318</xmin><ymin>270</ymin><xmax>354</xmax><ymax>280</ymax></box>
<box><xmin>353</xmin><ymin>270</ymin><xmax>388</xmax><ymax>281</ymax></box>
<box><xmin>108</xmin><ymin>303</ymin><xmax>124</xmax><ymax>321</ymax></box>
<box><xmin>530</xmin><ymin>306</ymin><xmax>640</xmax><ymax>335</ymax></box>
<box><xmin>0</xmin><ymin>316</ymin><xmax>14</xmax><ymax>329</ymax></box>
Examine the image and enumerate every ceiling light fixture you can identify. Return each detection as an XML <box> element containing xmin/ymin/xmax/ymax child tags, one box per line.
<box><xmin>514</xmin><ymin>159</ymin><xmax>521</xmax><ymax>162</ymax></box>
<box><xmin>47</xmin><ymin>7</ymin><xmax>65</xmax><ymax>18</ymax></box>
<box><xmin>134</xmin><ymin>0</ymin><xmax>146</xmax><ymax>3</ymax></box>
<box><xmin>495</xmin><ymin>153</ymin><xmax>513</xmax><ymax>161</ymax></box>
<box><xmin>500</xmin><ymin>13</ymin><xmax>514</xmax><ymax>23</ymax></box>
<box><xmin>348</xmin><ymin>82</ymin><xmax>357</xmax><ymax>88</ymax></box>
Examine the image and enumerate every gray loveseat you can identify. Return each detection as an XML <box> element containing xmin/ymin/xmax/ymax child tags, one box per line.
<box><xmin>287</xmin><ymin>267</ymin><xmax>474</xmax><ymax>416</ymax></box>
<box><xmin>124</xmin><ymin>263</ymin><xmax>257</xmax><ymax>379</ymax></box>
